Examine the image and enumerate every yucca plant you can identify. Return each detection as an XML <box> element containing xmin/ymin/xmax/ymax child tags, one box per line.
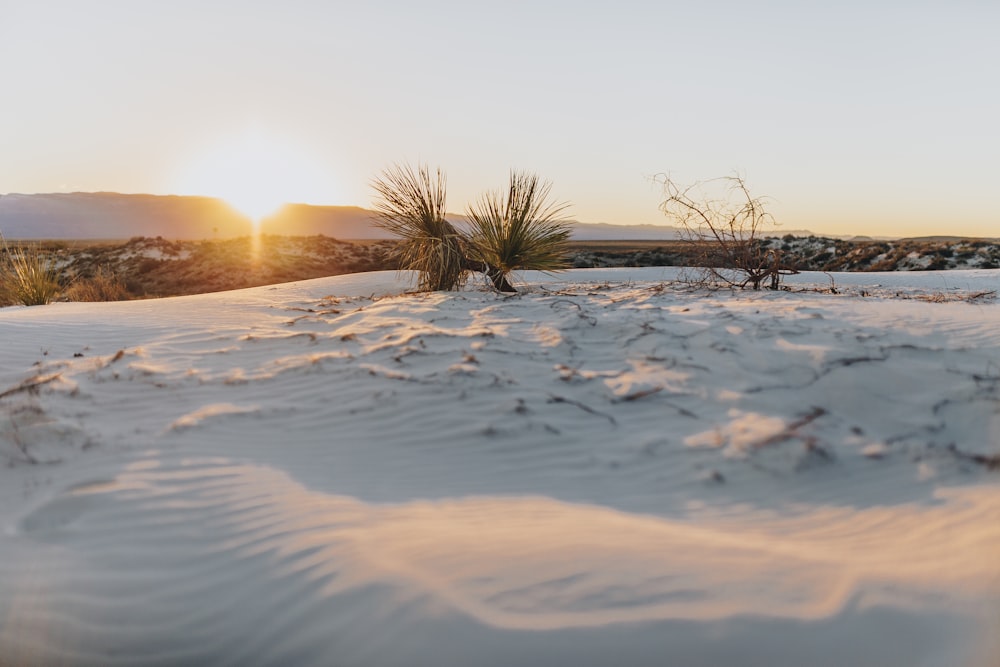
<box><xmin>465</xmin><ymin>170</ymin><xmax>571</xmax><ymax>292</ymax></box>
<box><xmin>0</xmin><ymin>232</ymin><xmax>61</xmax><ymax>306</ymax></box>
<box><xmin>371</xmin><ymin>163</ymin><xmax>467</xmax><ymax>291</ymax></box>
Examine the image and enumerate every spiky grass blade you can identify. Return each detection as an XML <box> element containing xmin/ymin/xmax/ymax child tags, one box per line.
<box><xmin>371</xmin><ymin>164</ymin><xmax>466</xmax><ymax>291</ymax></box>
<box><xmin>465</xmin><ymin>171</ymin><xmax>571</xmax><ymax>291</ymax></box>
<box><xmin>0</xmin><ymin>232</ymin><xmax>61</xmax><ymax>306</ymax></box>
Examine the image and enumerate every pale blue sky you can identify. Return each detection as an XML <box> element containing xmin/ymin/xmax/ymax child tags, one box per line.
<box><xmin>2</xmin><ymin>1</ymin><xmax>997</xmax><ymax>236</ymax></box>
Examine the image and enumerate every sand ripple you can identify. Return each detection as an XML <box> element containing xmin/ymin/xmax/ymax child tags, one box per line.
<box><xmin>1</xmin><ymin>453</ymin><xmax>997</xmax><ymax>666</ymax></box>
<box><xmin>3</xmin><ymin>273</ymin><xmax>1000</xmax><ymax>665</ymax></box>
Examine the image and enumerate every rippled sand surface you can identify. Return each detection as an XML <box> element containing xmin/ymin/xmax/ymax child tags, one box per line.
<box><xmin>2</xmin><ymin>269</ymin><xmax>998</xmax><ymax>666</ymax></box>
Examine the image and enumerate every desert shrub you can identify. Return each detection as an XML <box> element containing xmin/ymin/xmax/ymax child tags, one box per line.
<box><xmin>0</xmin><ymin>274</ymin><xmax>10</xmax><ymax>306</ymax></box>
<box><xmin>655</xmin><ymin>174</ymin><xmax>797</xmax><ymax>289</ymax></box>
<box><xmin>465</xmin><ymin>170</ymin><xmax>571</xmax><ymax>292</ymax></box>
<box><xmin>371</xmin><ymin>164</ymin><xmax>572</xmax><ymax>293</ymax></box>
<box><xmin>0</xmin><ymin>234</ymin><xmax>61</xmax><ymax>306</ymax></box>
<box><xmin>812</xmin><ymin>251</ymin><xmax>832</xmax><ymax>264</ymax></box>
<box><xmin>371</xmin><ymin>163</ymin><xmax>466</xmax><ymax>291</ymax></box>
<box><xmin>64</xmin><ymin>266</ymin><xmax>130</xmax><ymax>302</ymax></box>
<box><xmin>136</xmin><ymin>257</ymin><xmax>163</xmax><ymax>274</ymax></box>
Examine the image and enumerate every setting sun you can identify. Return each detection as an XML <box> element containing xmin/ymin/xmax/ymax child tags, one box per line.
<box><xmin>172</xmin><ymin>129</ymin><xmax>334</xmax><ymax>222</ymax></box>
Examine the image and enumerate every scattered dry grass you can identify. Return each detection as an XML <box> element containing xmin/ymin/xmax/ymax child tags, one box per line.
<box><xmin>1</xmin><ymin>233</ymin><xmax>996</xmax><ymax>303</ymax></box>
<box><xmin>912</xmin><ymin>289</ymin><xmax>997</xmax><ymax>304</ymax></box>
<box><xmin>0</xmin><ymin>233</ymin><xmax>61</xmax><ymax>306</ymax></box>
<box><xmin>54</xmin><ymin>235</ymin><xmax>396</xmax><ymax>298</ymax></box>
<box><xmin>64</xmin><ymin>266</ymin><xmax>130</xmax><ymax>302</ymax></box>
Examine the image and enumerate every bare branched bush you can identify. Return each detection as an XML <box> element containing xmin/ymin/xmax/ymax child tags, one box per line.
<box><xmin>64</xmin><ymin>266</ymin><xmax>130</xmax><ymax>302</ymax></box>
<box><xmin>655</xmin><ymin>175</ymin><xmax>797</xmax><ymax>290</ymax></box>
<box><xmin>465</xmin><ymin>170</ymin><xmax>571</xmax><ymax>292</ymax></box>
<box><xmin>371</xmin><ymin>164</ymin><xmax>467</xmax><ymax>291</ymax></box>
<box><xmin>0</xmin><ymin>233</ymin><xmax>61</xmax><ymax>306</ymax></box>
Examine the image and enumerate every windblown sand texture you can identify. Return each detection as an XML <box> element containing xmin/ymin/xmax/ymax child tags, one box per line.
<box><xmin>1</xmin><ymin>268</ymin><xmax>998</xmax><ymax>666</ymax></box>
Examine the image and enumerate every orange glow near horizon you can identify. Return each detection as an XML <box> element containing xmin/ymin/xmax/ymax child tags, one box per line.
<box><xmin>171</xmin><ymin>129</ymin><xmax>335</xmax><ymax>224</ymax></box>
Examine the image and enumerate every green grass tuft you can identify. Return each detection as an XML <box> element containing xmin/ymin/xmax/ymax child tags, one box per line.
<box><xmin>465</xmin><ymin>170</ymin><xmax>571</xmax><ymax>291</ymax></box>
<box><xmin>371</xmin><ymin>164</ymin><xmax>467</xmax><ymax>291</ymax></box>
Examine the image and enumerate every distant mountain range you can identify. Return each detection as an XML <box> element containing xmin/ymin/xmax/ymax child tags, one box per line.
<box><xmin>0</xmin><ymin>193</ymin><xmax>255</xmax><ymax>240</ymax></box>
<box><xmin>0</xmin><ymin>192</ymin><xmax>831</xmax><ymax>241</ymax></box>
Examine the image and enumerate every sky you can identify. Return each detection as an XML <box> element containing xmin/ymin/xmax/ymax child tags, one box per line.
<box><xmin>1</xmin><ymin>0</ymin><xmax>997</xmax><ymax>237</ymax></box>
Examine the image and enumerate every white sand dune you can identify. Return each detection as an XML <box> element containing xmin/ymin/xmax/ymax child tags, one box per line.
<box><xmin>1</xmin><ymin>268</ymin><xmax>998</xmax><ymax>666</ymax></box>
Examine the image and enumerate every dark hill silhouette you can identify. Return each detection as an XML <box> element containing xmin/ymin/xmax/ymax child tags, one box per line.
<box><xmin>259</xmin><ymin>204</ymin><xmax>393</xmax><ymax>239</ymax></box>
<box><xmin>2</xmin><ymin>191</ymin><xmax>833</xmax><ymax>241</ymax></box>
<box><xmin>0</xmin><ymin>193</ymin><xmax>407</xmax><ymax>239</ymax></box>
<box><xmin>0</xmin><ymin>193</ymin><xmax>253</xmax><ymax>239</ymax></box>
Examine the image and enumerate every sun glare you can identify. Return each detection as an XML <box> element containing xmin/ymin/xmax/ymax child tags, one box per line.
<box><xmin>173</xmin><ymin>129</ymin><xmax>334</xmax><ymax>223</ymax></box>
